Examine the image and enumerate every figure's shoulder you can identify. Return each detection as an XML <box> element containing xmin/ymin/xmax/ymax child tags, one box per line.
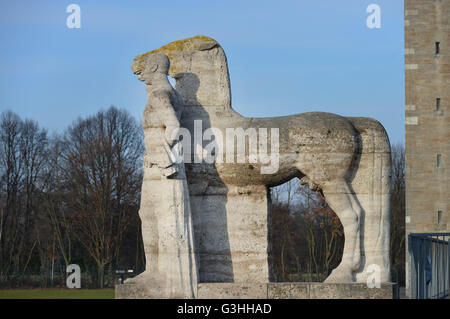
<box><xmin>150</xmin><ymin>88</ymin><xmax>171</xmax><ymax>100</ymax></box>
<box><xmin>150</xmin><ymin>88</ymin><xmax>183</xmax><ymax>108</ymax></box>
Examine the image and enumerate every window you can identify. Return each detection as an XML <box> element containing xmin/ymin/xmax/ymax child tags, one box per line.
<box><xmin>436</xmin><ymin>98</ymin><xmax>441</xmax><ymax>111</ymax></box>
<box><xmin>437</xmin><ymin>211</ymin><xmax>442</xmax><ymax>224</ymax></box>
<box><xmin>436</xmin><ymin>42</ymin><xmax>440</xmax><ymax>55</ymax></box>
<box><xmin>437</xmin><ymin>154</ymin><xmax>441</xmax><ymax>168</ymax></box>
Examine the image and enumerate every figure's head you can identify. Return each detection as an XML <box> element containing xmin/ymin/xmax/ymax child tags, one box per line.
<box><xmin>132</xmin><ymin>53</ymin><xmax>170</xmax><ymax>85</ymax></box>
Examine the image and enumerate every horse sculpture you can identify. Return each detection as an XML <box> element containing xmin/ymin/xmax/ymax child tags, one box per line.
<box><xmin>130</xmin><ymin>35</ymin><xmax>391</xmax><ymax>291</ymax></box>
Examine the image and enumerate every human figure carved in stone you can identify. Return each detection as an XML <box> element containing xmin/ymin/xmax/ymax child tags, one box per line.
<box><xmin>126</xmin><ymin>53</ymin><xmax>197</xmax><ymax>298</ymax></box>
<box><xmin>139</xmin><ymin>53</ymin><xmax>183</xmax><ymax>178</ymax></box>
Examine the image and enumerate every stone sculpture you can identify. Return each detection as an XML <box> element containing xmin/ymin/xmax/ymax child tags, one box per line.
<box><xmin>125</xmin><ymin>53</ymin><xmax>197</xmax><ymax>298</ymax></box>
<box><xmin>127</xmin><ymin>36</ymin><xmax>392</xmax><ymax>298</ymax></box>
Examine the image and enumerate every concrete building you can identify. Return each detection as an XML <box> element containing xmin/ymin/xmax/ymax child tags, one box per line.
<box><xmin>405</xmin><ymin>0</ymin><xmax>450</xmax><ymax>295</ymax></box>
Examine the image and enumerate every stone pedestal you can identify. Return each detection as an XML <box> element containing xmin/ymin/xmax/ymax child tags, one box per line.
<box><xmin>189</xmin><ymin>183</ymin><xmax>270</xmax><ymax>283</ymax></box>
<box><xmin>225</xmin><ymin>185</ymin><xmax>270</xmax><ymax>283</ymax></box>
<box><xmin>116</xmin><ymin>283</ymin><xmax>150</xmax><ymax>299</ymax></box>
<box><xmin>133</xmin><ymin>166</ymin><xmax>197</xmax><ymax>298</ymax></box>
<box><xmin>116</xmin><ymin>282</ymin><xmax>398</xmax><ymax>299</ymax></box>
<box><xmin>197</xmin><ymin>282</ymin><xmax>398</xmax><ymax>299</ymax></box>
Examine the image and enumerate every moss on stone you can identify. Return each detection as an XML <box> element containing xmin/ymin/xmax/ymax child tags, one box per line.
<box><xmin>135</xmin><ymin>35</ymin><xmax>218</xmax><ymax>74</ymax></box>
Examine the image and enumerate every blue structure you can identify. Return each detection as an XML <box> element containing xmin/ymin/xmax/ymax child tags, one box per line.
<box><xmin>408</xmin><ymin>233</ymin><xmax>450</xmax><ymax>299</ymax></box>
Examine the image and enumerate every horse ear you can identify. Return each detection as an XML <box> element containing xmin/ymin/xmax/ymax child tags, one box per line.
<box><xmin>197</xmin><ymin>41</ymin><xmax>217</xmax><ymax>51</ymax></box>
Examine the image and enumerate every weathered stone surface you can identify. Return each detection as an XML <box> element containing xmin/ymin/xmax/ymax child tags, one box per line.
<box><xmin>140</xmin><ymin>36</ymin><xmax>391</xmax><ymax>284</ymax></box>
<box><xmin>117</xmin><ymin>282</ymin><xmax>397</xmax><ymax>299</ymax></box>
<box><xmin>124</xmin><ymin>35</ymin><xmax>393</xmax><ymax>299</ymax></box>
<box><xmin>195</xmin><ymin>283</ymin><xmax>398</xmax><ymax>299</ymax></box>
<box><xmin>125</xmin><ymin>53</ymin><xmax>197</xmax><ymax>298</ymax></box>
<box><xmin>197</xmin><ymin>283</ymin><xmax>267</xmax><ymax>299</ymax></box>
<box><xmin>189</xmin><ymin>185</ymin><xmax>270</xmax><ymax>283</ymax></box>
<box><xmin>267</xmin><ymin>283</ymin><xmax>309</xmax><ymax>299</ymax></box>
<box><xmin>308</xmin><ymin>283</ymin><xmax>397</xmax><ymax>299</ymax></box>
<box><xmin>115</xmin><ymin>284</ymin><xmax>148</xmax><ymax>299</ymax></box>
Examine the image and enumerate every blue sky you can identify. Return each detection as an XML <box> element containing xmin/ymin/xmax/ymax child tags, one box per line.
<box><xmin>0</xmin><ymin>0</ymin><xmax>404</xmax><ymax>143</ymax></box>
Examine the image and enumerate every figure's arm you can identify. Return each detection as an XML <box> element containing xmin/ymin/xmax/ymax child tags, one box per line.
<box><xmin>151</xmin><ymin>90</ymin><xmax>180</xmax><ymax>147</ymax></box>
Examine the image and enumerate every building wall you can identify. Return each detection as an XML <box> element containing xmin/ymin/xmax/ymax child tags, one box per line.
<box><xmin>405</xmin><ymin>0</ymin><xmax>450</xmax><ymax>295</ymax></box>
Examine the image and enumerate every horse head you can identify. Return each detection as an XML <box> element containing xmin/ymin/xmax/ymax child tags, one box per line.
<box><xmin>133</xmin><ymin>35</ymin><xmax>232</xmax><ymax>110</ymax></box>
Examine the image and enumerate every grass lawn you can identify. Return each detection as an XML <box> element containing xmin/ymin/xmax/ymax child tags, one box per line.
<box><xmin>0</xmin><ymin>289</ymin><xmax>114</xmax><ymax>299</ymax></box>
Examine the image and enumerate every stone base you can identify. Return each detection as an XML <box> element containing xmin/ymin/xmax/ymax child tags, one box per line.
<box><xmin>115</xmin><ymin>283</ymin><xmax>151</xmax><ymax>299</ymax></box>
<box><xmin>116</xmin><ymin>282</ymin><xmax>399</xmax><ymax>299</ymax></box>
<box><xmin>115</xmin><ymin>282</ymin><xmax>197</xmax><ymax>299</ymax></box>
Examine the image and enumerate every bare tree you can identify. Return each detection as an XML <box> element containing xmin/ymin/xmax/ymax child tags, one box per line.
<box><xmin>0</xmin><ymin>108</ymin><xmax>146</xmax><ymax>288</ymax></box>
<box><xmin>0</xmin><ymin>111</ymin><xmax>48</xmax><ymax>278</ymax></box>
<box><xmin>17</xmin><ymin>119</ymin><xmax>48</xmax><ymax>274</ymax></box>
<box><xmin>0</xmin><ymin>111</ymin><xmax>23</xmax><ymax>277</ymax></box>
<box><xmin>61</xmin><ymin>106</ymin><xmax>143</xmax><ymax>288</ymax></box>
<box><xmin>270</xmin><ymin>178</ymin><xmax>344</xmax><ymax>282</ymax></box>
<box><xmin>390</xmin><ymin>142</ymin><xmax>405</xmax><ymax>284</ymax></box>
<box><xmin>40</xmin><ymin>135</ymin><xmax>73</xmax><ymax>275</ymax></box>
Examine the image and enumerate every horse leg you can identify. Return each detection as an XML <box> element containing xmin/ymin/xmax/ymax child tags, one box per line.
<box><xmin>322</xmin><ymin>180</ymin><xmax>362</xmax><ymax>282</ymax></box>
